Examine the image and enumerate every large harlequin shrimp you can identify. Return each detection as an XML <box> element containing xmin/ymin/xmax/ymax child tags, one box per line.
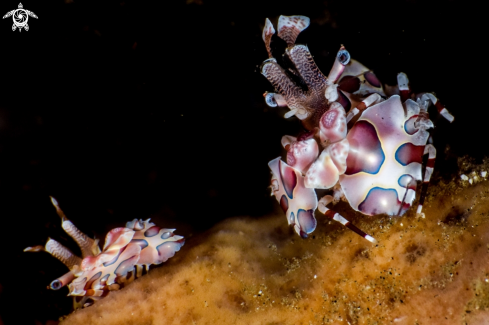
<box><xmin>262</xmin><ymin>16</ymin><xmax>454</xmax><ymax>242</ymax></box>
<box><xmin>24</xmin><ymin>197</ymin><xmax>184</xmax><ymax>308</ymax></box>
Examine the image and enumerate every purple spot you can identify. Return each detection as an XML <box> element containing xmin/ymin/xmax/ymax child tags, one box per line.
<box><xmin>336</xmin><ymin>90</ymin><xmax>351</xmax><ymax>112</ymax></box>
<box><xmin>346</xmin><ymin>121</ymin><xmax>385</xmax><ymax>175</ymax></box>
<box><xmin>144</xmin><ymin>226</ymin><xmax>161</xmax><ymax>237</ymax></box>
<box><xmin>296</xmin><ymin>130</ymin><xmax>315</xmax><ymax>141</ymax></box>
<box><xmin>339</xmin><ymin>76</ymin><xmax>360</xmax><ymax>93</ymax></box>
<box><xmin>103</xmin><ymin>249</ymin><xmax>123</xmax><ymax>267</ymax></box>
<box><xmin>100</xmin><ymin>274</ymin><xmax>110</xmax><ymax>285</ymax></box>
<box><xmin>395</xmin><ymin>143</ymin><xmax>424</xmax><ymax>166</ymax></box>
<box><xmin>398</xmin><ymin>174</ymin><xmax>417</xmax><ymax>190</ymax></box>
<box><xmin>84</xmin><ymin>272</ymin><xmax>102</xmax><ymax>290</ymax></box>
<box><xmin>279</xmin><ymin>161</ymin><xmax>297</xmax><ymax>199</ymax></box>
<box><xmin>358</xmin><ymin>187</ymin><xmax>406</xmax><ymax>216</ymax></box>
<box><xmin>114</xmin><ymin>255</ymin><xmax>139</xmax><ymax>277</ymax></box>
<box><xmin>364</xmin><ymin>71</ymin><xmax>381</xmax><ymax>88</ymax></box>
<box><xmin>404</xmin><ymin>115</ymin><xmax>419</xmax><ymax>135</ymax></box>
<box><xmin>280</xmin><ymin>195</ymin><xmax>289</xmax><ymax>212</ymax></box>
<box><xmin>156</xmin><ymin>241</ymin><xmax>184</xmax><ymax>263</ymax></box>
<box><xmin>297</xmin><ymin>209</ymin><xmax>316</xmax><ymax>235</ymax></box>
<box><xmin>131</xmin><ymin>239</ymin><xmax>149</xmax><ymax>250</ymax></box>
<box><xmin>289</xmin><ymin>211</ymin><xmax>295</xmax><ymax>225</ymax></box>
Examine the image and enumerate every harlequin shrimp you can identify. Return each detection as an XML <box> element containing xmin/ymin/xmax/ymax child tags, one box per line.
<box><xmin>262</xmin><ymin>16</ymin><xmax>454</xmax><ymax>242</ymax></box>
<box><xmin>24</xmin><ymin>197</ymin><xmax>185</xmax><ymax>308</ymax></box>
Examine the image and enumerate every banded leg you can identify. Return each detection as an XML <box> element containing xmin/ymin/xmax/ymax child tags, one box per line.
<box><xmin>416</xmin><ymin>144</ymin><xmax>436</xmax><ymax>216</ymax></box>
<box><xmin>398</xmin><ymin>72</ymin><xmax>454</xmax><ymax>123</ymax></box>
<box><xmin>416</xmin><ymin>92</ymin><xmax>454</xmax><ymax>123</ymax></box>
<box><xmin>119</xmin><ymin>270</ymin><xmax>136</xmax><ymax>286</ymax></box>
<box><xmin>397</xmin><ymin>72</ymin><xmax>411</xmax><ymax>102</ymax></box>
<box><xmin>318</xmin><ymin>195</ymin><xmax>377</xmax><ymax>244</ymax></box>
<box><xmin>346</xmin><ymin>93</ymin><xmax>383</xmax><ymax>127</ymax></box>
<box><xmin>398</xmin><ymin>175</ymin><xmax>417</xmax><ymax>216</ymax></box>
<box><xmin>136</xmin><ymin>264</ymin><xmax>143</xmax><ymax>278</ymax></box>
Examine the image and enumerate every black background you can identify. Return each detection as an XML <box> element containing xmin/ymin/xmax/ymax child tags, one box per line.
<box><xmin>0</xmin><ymin>0</ymin><xmax>484</xmax><ymax>324</ymax></box>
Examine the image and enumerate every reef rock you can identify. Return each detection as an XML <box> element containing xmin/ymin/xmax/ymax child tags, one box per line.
<box><xmin>63</xmin><ymin>164</ymin><xmax>489</xmax><ymax>324</ymax></box>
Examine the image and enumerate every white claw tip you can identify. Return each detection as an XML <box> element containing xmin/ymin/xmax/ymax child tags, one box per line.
<box><xmin>284</xmin><ymin>108</ymin><xmax>298</xmax><ymax>119</ymax></box>
<box><xmin>397</xmin><ymin>72</ymin><xmax>409</xmax><ymax>90</ymax></box>
<box><xmin>264</xmin><ymin>92</ymin><xmax>278</xmax><ymax>107</ymax></box>
<box><xmin>24</xmin><ymin>245</ymin><xmax>44</xmax><ymax>252</ymax></box>
<box><xmin>50</xmin><ymin>196</ymin><xmax>59</xmax><ymax>207</ymax></box>
<box><xmin>416</xmin><ymin>205</ymin><xmax>423</xmax><ymax>214</ymax></box>
<box><xmin>262</xmin><ymin>18</ymin><xmax>275</xmax><ymax>42</ymax></box>
<box><xmin>325</xmin><ymin>84</ymin><xmax>339</xmax><ymax>103</ymax></box>
<box><xmin>365</xmin><ymin>235</ymin><xmax>377</xmax><ymax>244</ymax></box>
<box><xmin>439</xmin><ymin>108</ymin><xmax>454</xmax><ymax>123</ymax></box>
<box><xmin>278</xmin><ymin>15</ymin><xmax>310</xmax><ymax>32</ymax></box>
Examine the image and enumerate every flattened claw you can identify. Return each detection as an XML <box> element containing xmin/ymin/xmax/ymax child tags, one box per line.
<box><xmin>277</xmin><ymin>15</ymin><xmax>310</xmax><ymax>47</ymax></box>
<box><xmin>261</xmin><ymin>31</ymin><xmax>334</xmax><ymax>129</ymax></box>
<box><xmin>50</xmin><ymin>196</ymin><xmax>101</xmax><ymax>257</ymax></box>
<box><xmin>261</xmin><ymin>54</ymin><xmax>330</xmax><ymax>127</ymax></box>
<box><xmin>25</xmin><ymin>238</ymin><xmax>82</xmax><ymax>270</ymax></box>
<box><xmin>261</xmin><ymin>59</ymin><xmax>305</xmax><ymax>103</ymax></box>
<box><xmin>261</xmin><ymin>58</ymin><xmax>308</xmax><ymax>119</ymax></box>
<box><xmin>286</xmin><ymin>45</ymin><xmax>328</xmax><ymax>91</ymax></box>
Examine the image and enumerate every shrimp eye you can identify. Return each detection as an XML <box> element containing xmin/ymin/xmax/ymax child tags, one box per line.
<box><xmin>50</xmin><ymin>280</ymin><xmax>62</xmax><ymax>290</ymax></box>
<box><xmin>265</xmin><ymin>92</ymin><xmax>278</xmax><ymax>107</ymax></box>
<box><xmin>337</xmin><ymin>49</ymin><xmax>350</xmax><ymax>65</ymax></box>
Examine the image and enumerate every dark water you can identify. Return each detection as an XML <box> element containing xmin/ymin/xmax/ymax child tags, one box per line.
<box><xmin>0</xmin><ymin>0</ymin><xmax>483</xmax><ymax>324</ymax></box>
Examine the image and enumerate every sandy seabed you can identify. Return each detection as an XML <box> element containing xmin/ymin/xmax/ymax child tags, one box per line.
<box><xmin>63</xmin><ymin>163</ymin><xmax>489</xmax><ymax>325</ymax></box>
